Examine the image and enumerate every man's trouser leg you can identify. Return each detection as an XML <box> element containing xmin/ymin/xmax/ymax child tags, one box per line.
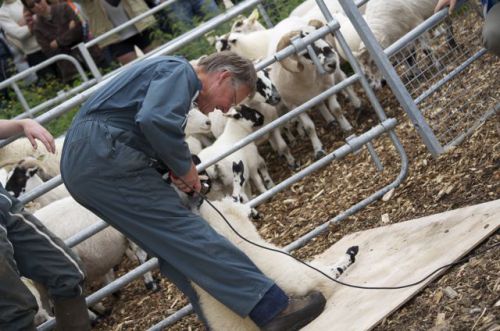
<box><xmin>61</xmin><ymin>120</ymin><xmax>276</xmax><ymax>323</ymax></box>
<box><xmin>483</xmin><ymin>3</ymin><xmax>500</xmax><ymax>56</ymax></box>
<box><xmin>0</xmin><ymin>209</ymin><xmax>87</xmax><ymax>330</ymax></box>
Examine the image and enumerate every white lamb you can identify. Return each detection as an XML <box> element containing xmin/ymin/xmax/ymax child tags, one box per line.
<box><xmin>194</xmin><ymin>197</ymin><xmax>358</xmax><ymax>331</ymax></box>
<box><xmin>198</xmin><ymin>106</ymin><xmax>274</xmax><ymax>202</ymax></box>
<box><xmin>185</xmin><ymin>107</ymin><xmax>213</xmax><ymax>148</ymax></box>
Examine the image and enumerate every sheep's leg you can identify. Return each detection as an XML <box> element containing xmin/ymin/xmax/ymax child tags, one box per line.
<box><xmin>334</xmin><ymin>68</ymin><xmax>362</xmax><ymax>109</ymax></box>
<box><xmin>125</xmin><ymin>240</ymin><xmax>158</xmax><ymax>291</ymax></box>
<box><xmin>316</xmin><ymin>104</ymin><xmax>336</xmax><ymax>125</ymax></box>
<box><xmin>231</xmin><ymin>161</ymin><xmax>246</xmax><ymax>203</ymax></box>
<box><xmin>298</xmin><ymin>113</ymin><xmax>325</xmax><ymax>159</ymax></box>
<box><xmin>326</xmin><ymin>96</ymin><xmax>352</xmax><ymax>132</ymax></box>
<box><xmin>326</xmin><ymin>246</ymin><xmax>359</xmax><ymax>278</ymax></box>
<box><xmin>270</xmin><ymin>128</ymin><xmax>298</xmax><ymax>170</ymax></box>
<box><xmin>256</xmin><ymin>156</ymin><xmax>275</xmax><ymax>190</ymax></box>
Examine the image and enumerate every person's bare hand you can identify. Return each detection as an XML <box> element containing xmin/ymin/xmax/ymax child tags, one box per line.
<box><xmin>171</xmin><ymin>162</ymin><xmax>201</xmax><ymax>193</ymax></box>
<box><xmin>21</xmin><ymin>119</ymin><xmax>56</xmax><ymax>153</ymax></box>
<box><xmin>69</xmin><ymin>20</ymin><xmax>76</xmax><ymax>29</ymax></box>
<box><xmin>435</xmin><ymin>0</ymin><xmax>457</xmax><ymax>14</ymax></box>
<box><xmin>50</xmin><ymin>40</ymin><xmax>58</xmax><ymax>49</ymax></box>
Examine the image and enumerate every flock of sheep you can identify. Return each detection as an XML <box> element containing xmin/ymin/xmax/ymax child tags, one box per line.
<box><xmin>0</xmin><ymin>0</ymin><xmax>446</xmax><ymax>329</ymax></box>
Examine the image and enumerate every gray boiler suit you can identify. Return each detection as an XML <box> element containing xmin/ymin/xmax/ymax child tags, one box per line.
<box><xmin>0</xmin><ymin>185</ymin><xmax>85</xmax><ymax>331</ymax></box>
<box><xmin>60</xmin><ymin>56</ymin><xmax>275</xmax><ymax>324</ymax></box>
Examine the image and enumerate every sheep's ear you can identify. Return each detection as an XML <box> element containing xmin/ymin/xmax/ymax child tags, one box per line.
<box><xmin>36</xmin><ymin>154</ymin><xmax>46</xmax><ymax>161</ymax></box>
<box><xmin>308</xmin><ymin>19</ymin><xmax>324</xmax><ymax>30</ymax></box>
<box><xmin>249</xmin><ymin>8</ymin><xmax>259</xmax><ymax>21</ymax></box>
<box><xmin>277</xmin><ymin>31</ymin><xmax>304</xmax><ymax>73</ymax></box>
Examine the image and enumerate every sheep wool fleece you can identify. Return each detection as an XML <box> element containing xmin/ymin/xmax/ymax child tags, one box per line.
<box><xmin>60</xmin><ymin>56</ymin><xmax>277</xmax><ymax>323</ymax></box>
<box><xmin>0</xmin><ymin>185</ymin><xmax>85</xmax><ymax>331</ymax></box>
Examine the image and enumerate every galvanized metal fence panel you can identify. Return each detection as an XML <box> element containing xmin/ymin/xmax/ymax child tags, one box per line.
<box><xmin>387</xmin><ymin>2</ymin><xmax>499</xmax><ymax>150</ymax></box>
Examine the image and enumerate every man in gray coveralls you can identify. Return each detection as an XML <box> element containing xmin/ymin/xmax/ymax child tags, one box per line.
<box><xmin>60</xmin><ymin>51</ymin><xmax>326</xmax><ymax>330</ymax></box>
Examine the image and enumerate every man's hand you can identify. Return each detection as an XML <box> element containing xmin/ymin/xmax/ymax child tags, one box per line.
<box><xmin>21</xmin><ymin>119</ymin><xmax>56</xmax><ymax>153</ymax></box>
<box><xmin>434</xmin><ymin>0</ymin><xmax>457</xmax><ymax>14</ymax></box>
<box><xmin>171</xmin><ymin>162</ymin><xmax>201</xmax><ymax>193</ymax></box>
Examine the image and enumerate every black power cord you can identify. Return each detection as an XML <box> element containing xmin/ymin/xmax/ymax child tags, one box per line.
<box><xmin>179</xmin><ymin>178</ymin><xmax>499</xmax><ymax>290</ymax></box>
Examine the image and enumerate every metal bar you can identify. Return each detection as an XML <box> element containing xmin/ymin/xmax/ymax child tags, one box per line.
<box><xmin>248</xmin><ymin>118</ymin><xmax>397</xmax><ymax>207</ymax></box>
<box><xmin>147</xmin><ymin>305</ymin><xmax>193</xmax><ymax>331</ymax></box>
<box><xmin>0</xmin><ymin>54</ymin><xmax>88</xmax><ymax>91</ymax></box>
<box><xmin>85</xmin><ymin>0</ymin><xmax>178</xmax><ymax>48</ymax></box>
<box><xmin>77</xmin><ymin>43</ymin><xmax>102</xmax><ymax>80</ymax></box>
<box><xmin>414</xmin><ymin>48</ymin><xmax>487</xmax><ymax>104</ymax></box>
<box><xmin>384</xmin><ymin>9</ymin><xmax>449</xmax><ymax>58</ymax></box>
<box><xmin>38</xmin><ymin>258</ymin><xmax>160</xmax><ymax>331</ymax></box>
<box><xmin>11</xmin><ymin>82</ymin><xmax>31</xmax><ymax>114</ymax></box>
<box><xmin>339</xmin><ymin>0</ymin><xmax>445</xmax><ymax>156</ymax></box>
<box><xmin>445</xmin><ymin>102</ymin><xmax>499</xmax><ymax>149</ymax></box>
<box><xmin>13</xmin><ymin>80</ymin><xmax>97</xmax><ymax>120</ymax></box>
<box><xmin>366</xmin><ymin>142</ymin><xmax>384</xmax><ymax>171</ymax></box>
<box><xmin>65</xmin><ymin>220</ymin><xmax>109</xmax><ymax>248</ymax></box>
<box><xmin>18</xmin><ymin>176</ymin><xmax>63</xmax><ymax>205</ymax></box>
<box><xmin>257</xmin><ymin>3</ymin><xmax>274</xmax><ymax>28</ymax></box>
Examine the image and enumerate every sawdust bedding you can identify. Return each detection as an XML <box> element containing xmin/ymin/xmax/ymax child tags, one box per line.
<box><xmin>91</xmin><ymin>21</ymin><xmax>499</xmax><ymax>331</ymax></box>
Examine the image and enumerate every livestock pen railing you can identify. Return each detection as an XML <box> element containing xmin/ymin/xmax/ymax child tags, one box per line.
<box><xmin>3</xmin><ymin>0</ymin><xmax>413</xmax><ymax>329</ymax></box>
<box><xmin>0</xmin><ymin>54</ymin><xmax>91</xmax><ymax>118</ymax></box>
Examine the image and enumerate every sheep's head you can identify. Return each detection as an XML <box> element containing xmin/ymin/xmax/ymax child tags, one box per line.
<box><xmin>215</xmin><ymin>33</ymin><xmax>231</xmax><ymax>52</ymax></box>
<box><xmin>277</xmin><ymin>24</ymin><xmax>339</xmax><ymax>74</ymax></box>
<box><xmin>255</xmin><ymin>68</ymin><xmax>281</xmax><ymax>105</ymax></box>
<box><xmin>355</xmin><ymin>46</ymin><xmax>384</xmax><ymax>90</ymax></box>
<box><xmin>224</xmin><ymin>105</ymin><xmax>264</xmax><ymax>128</ymax></box>
<box><xmin>5</xmin><ymin>158</ymin><xmax>44</xmax><ymax>197</ymax></box>
<box><xmin>231</xmin><ymin>9</ymin><xmax>265</xmax><ymax>33</ymax></box>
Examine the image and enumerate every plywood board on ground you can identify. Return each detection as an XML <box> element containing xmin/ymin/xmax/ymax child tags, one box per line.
<box><xmin>303</xmin><ymin>199</ymin><xmax>500</xmax><ymax>331</ymax></box>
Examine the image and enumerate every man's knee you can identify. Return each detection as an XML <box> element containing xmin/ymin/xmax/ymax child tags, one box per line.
<box><xmin>483</xmin><ymin>4</ymin><xmax>500</xmax><ymax>56</ymax></box>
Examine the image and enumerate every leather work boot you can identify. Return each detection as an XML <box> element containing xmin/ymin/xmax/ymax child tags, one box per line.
<box><xmin>261</xmin><ymin>290</ymin><xmax>327</xmax><ymax>331</ymax></box>
<box><xmin>53</xmin><ymin>295</ymin><xmax>91</xmax><ymax>331</ymax></box>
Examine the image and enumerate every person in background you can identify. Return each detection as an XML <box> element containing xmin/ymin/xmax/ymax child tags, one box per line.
<box><xmin>0</xmin><ymin>118</ymin><xmax>90</xmax><ymax>331</ymax></box>
<box><xmin>0</xmin><ymin>28</ymin><xmax>14</xmax><ymax>99</ymax></box>
<box><xmin>80</xmin><ymin>0</ymin><xmax>156</xmax><ymax>65</ymax></box>
<box><xmin>168</xmin><ymin>0</ymin><xmax>220</xmax><ymax>31</ymax></box>
<box><xmin>21</xmin><ymin>0</ymin><xmax>103</xmax><ymax>83</ymax></box>
<box><xmin>435</xmin><ymin>0</ymin><xmax>500</xmax><ymax>56</ymax></box>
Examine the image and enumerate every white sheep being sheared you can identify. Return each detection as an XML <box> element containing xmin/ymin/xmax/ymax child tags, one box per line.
<box><xmin>193</xmin><ymin>197</ymin><xmax>358</xmax><ymax>331</ymax></box>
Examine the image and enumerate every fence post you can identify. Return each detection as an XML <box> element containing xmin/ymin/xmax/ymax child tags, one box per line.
<box><xmin>77</xmin><ymin>43</ymin><xmax>102</xmax><ymax>81</ymax></box>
